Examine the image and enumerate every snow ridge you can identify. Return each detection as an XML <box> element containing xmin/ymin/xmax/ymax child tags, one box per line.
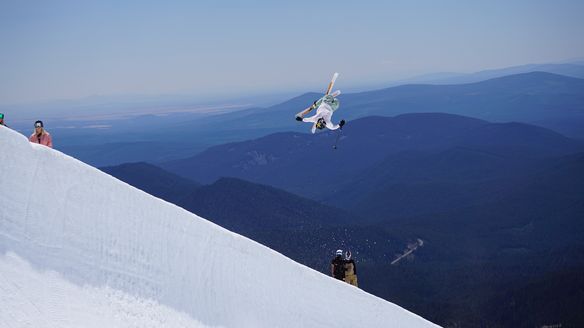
<box><xmin>0</xmin><ymin>126</ymin><xmax>439</xmax><ymax>328</ymax></box>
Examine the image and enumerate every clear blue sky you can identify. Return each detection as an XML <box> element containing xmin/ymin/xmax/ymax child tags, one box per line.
<box><xmin>1</xmin><ymin>0</ymin><xmax>583</xmax><ymax>105</ymax></box>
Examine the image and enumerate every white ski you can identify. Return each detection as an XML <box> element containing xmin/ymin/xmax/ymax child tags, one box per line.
<box><xmin>295</xmin><ymin>72</ymin><xmax>339</xmax><ymax>119</ymax></box>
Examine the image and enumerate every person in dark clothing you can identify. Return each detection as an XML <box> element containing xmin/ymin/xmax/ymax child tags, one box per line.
<box><xmin>0</xmin><ymin>113</ymin><xmax>7</xmax><ymax>127</ymax></box>
<box><xmin>331</xmin><ymin>249</ymin><xmax>346</xmax><ymax>281</ymax></box>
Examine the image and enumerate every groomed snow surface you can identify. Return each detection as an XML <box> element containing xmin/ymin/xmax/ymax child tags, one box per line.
<box><xmin>0</xmin><ymin>126</ymin><xmax>440</xmax><ymax>328</ymax></box>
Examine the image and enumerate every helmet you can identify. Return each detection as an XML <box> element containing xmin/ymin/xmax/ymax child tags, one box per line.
<box><xmin>336</xmin><ymin>249</ymin><xmax>343</xmax><ymax>256</ymax></box>
<box><xmin>316</xmin><ymin>118</ymin><xmax>326</xmax><ymax>130</ymax></box>
<box><xmin>345</xmin><ymin>250</ymin><xmax>352</xmax><ymax>260</ymax></box>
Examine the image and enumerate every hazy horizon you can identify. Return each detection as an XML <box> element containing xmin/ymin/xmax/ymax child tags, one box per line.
<box><xmin>1</xmin><ymin>0</ymin><xmax>584</xmax><ymax>107</ymax></box>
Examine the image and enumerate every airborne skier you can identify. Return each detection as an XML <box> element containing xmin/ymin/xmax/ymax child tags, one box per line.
<box><xmin>295</xmin><ymin>73</ymin><xmax>346</xmax><ymax>134</ymax></box>
<box><xmin>296</xmin><ymin>93</ymin><xmax>345</xmax><ymax>133</ymax></box>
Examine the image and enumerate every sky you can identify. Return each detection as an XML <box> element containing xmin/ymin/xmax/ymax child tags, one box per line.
<box><xmin>1</xmin><ymin>0</ymin><xmax>583</xmax><ymax>106</ymax></box>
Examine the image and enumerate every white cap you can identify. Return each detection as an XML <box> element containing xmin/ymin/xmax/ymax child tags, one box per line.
<box><xmin>336</xmin><ymin>249</ymin><xmax>343</xmax><ymax>256</ymax></box>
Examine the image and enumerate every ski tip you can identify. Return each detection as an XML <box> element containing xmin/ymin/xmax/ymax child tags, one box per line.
<box><xmin>332</xmin><ymin>72</ymin><xmax>339</xmax><ymax>80</ymax></box>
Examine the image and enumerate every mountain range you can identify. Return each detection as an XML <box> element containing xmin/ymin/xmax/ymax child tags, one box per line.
<box><xmin>397</xmin><ymin>62</ymin><xmax>584</xmax><ymax>85</ymax></box>
<box><xmin>208</xmin><ymin>72</ymin><xmax>584</xmax><ymax>138</ymax></box>
<box><xmin>161</xmin><ymin>113</ymin><xmax>583</xmax><ymax>199</ymax></box>
<box><xmin>35</xmin><ymin>69</ymin><xmax>584</xmax><ymax>167</ymax></box>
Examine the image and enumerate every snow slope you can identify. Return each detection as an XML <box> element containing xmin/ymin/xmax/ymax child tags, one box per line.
<box><xmin>0</xmin><ymin>126</ymin><xmax>439</xmax><ymax>328</ymax></box>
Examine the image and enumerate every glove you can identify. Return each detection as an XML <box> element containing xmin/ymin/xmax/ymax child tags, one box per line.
<box><xmin>339</xmin><ymin>119</ymin><xmax>346</xmax><ymax>128</ymax></box>
<box><xmin>295</xmin><ymin>116</ymin><xmax>303</xmax><ymax>121</ymax></box>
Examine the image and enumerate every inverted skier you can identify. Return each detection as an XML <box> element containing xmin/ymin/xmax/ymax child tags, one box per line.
<box><xmin>295</xmin><ymin>92</ymin><xmax>345</xmax><ymax>134</ymax></box>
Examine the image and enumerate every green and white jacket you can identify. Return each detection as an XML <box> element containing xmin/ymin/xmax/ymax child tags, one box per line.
<box><xmin>301</xmin><ymin>94</ymin><xmax>341</xmax><ymax>133</ymax></box>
